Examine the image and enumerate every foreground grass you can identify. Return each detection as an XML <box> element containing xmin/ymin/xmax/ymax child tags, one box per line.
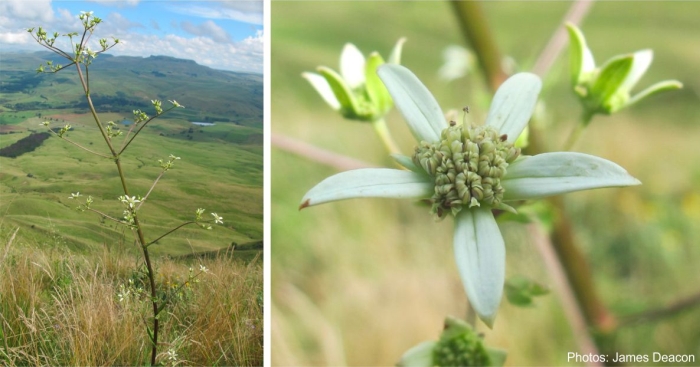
<box><xmin>0</xmin><ymin>225</ymin><xmax>263</xmax><ymax>366</ymax></box>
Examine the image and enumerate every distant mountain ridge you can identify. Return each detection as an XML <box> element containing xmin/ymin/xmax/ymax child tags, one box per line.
<box><xmin>0</xmin><ymin>52</ymin><xmax>263</xmax><ymax>127</ymax></box>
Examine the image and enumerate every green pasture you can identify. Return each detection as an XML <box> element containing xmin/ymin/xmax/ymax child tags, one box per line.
<box><xmin>0</xmin><ymin>110</ymin><xmax>263</xmax><ymax>257</ymax></box>
<box><xmin>271</xmin><ymin>2</ymin><xmax>700</xmax><ymax>366</ymax></box>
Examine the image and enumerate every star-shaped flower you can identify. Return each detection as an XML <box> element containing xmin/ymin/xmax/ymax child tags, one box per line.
<box><xmin>300</xmin><ymin>64</ymin><xmax>641</xmax><ymax>326</ymax></box>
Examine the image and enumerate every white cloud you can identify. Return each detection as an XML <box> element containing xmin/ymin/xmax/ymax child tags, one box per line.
<box><xmin>181</xmin><ymin>20</ymin><xmax>231</xmax><ymax>44</ymax></box>
<box><xmin>0</xmin><ymin>1</ymin><xmax>79</xmax><ymax>47</ymax></box>
<box><xmin>0</xmin><ymin>31</ymin><xmax>32</xmax><ymax>45</ymax></box>
<box><xmin>168</xmin><ymin>1</ymin><xmax>263</xmax><ymax>25</ymax></box>
<box><xmin>105</xmin><ymin>29</ymin><xmax>263</xmax><ymax>73</ymax></box>
<box><xmin>100</xmin><ymin>12</ymin><xmax>145</xmax><ymax>33</ymax></box>
<box><xmin>0</xmin><ymin>1</ymin><xmax>263</xmax><ymax>73</ymax></box>
<box><xmin>0</xmin><ymin>0</ymin><xmax>54</xmax><ymax>23</ymax></box>
<box><xmin>86</xmin><ymin>0</ymin><xmax>140</xmax><ymax>7</ymax></box>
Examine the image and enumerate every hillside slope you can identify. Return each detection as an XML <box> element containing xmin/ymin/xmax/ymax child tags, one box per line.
<box><xmin>0</xmin><ymin>52</ymin><xmax>263</xmax><ymax>127</ymax></box>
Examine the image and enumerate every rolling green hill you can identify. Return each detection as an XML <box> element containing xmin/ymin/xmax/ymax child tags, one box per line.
<box><xmin>0</xmin><ymin>52</ymin><xmax>263</xmax><ymax>127</ymax></box>
<box><xmin>0</xmin><ymin>52</ymin><xmax>262</xmax><ymax>258</ymax></box>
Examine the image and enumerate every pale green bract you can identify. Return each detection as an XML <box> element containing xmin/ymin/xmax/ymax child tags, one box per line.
<box><xmin>567</xmin><ymin>23</ymin><xmax>682</xmax><ymax>117</ymax></box>
<box><xmin>299</xmin><ymin>64</ymin><xmax>641</xmax><ymax>327</ymax></box>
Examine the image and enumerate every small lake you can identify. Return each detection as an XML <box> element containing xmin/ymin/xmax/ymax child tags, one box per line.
<box><xmin>192</xmin><ymin>122</ymin><xmax>216</xmax><ymax>126</ymax></box>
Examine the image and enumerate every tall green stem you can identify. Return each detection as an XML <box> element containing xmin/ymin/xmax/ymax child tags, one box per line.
<box><xmin>76</xmin><ymin>50</ymin><xmax>159</xmax><ymax>366</ymax></box>
<box><xmin>452</xmin><ymin>2</ymin><xmax>619</xmax><ymax>363</ymax></box>
<box><xmin>451</xmin><ymin>1</ymin><xmax>508</xmax><ymax>93</ymax></box>
<box><xmin>563</xmin><ymin>112</ymin><xmax>594</xmax><ymax>151</ymax></box>
<box><xmin>372</xmin><ymin>118</ymin><xmax>401</xmax><ymax>155</ymax></box>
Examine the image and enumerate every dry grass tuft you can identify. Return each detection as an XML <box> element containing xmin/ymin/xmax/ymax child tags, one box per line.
<box><xmin>0</xmin><ymin>227</ymin><xmax>262</xmax><ymax>366</ymax></box>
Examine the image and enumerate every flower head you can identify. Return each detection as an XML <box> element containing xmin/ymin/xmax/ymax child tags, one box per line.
<box><xmin>567</xmin><ymin>23</ymin><xmax>682</xmax><ymax>117</ymax></box>
<box><xmin>300</xmin><ymin>64</ymin><xmax>641</xmax><ymax>326</ymax></box>
<box><xmin>302</xmin><ymin>38</ymin><xmax>406</xmax><ymax>122</ymax></box>
<box><xmin>398</xmin><ymin>317</ymin><xmax>507</xmax><ymax>367</ymax></box>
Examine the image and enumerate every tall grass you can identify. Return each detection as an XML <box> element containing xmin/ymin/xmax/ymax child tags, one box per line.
<box><xmin>0</xmin><ymin>225</ymin><xmax>262</xmax><ymax>366</ymax></box>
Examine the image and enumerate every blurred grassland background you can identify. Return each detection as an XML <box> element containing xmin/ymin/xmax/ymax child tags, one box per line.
<box><xmin>272</xmin><ymin>2</ymin><xmax>700</xmax><ymax>366</ymax></box>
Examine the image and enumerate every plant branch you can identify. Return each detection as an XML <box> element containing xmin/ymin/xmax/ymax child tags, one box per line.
<box><xmin>155</xmin><ymin>269</ymin><xmax>207</xmax><ymax>317</ymax></box>
<box><xmin>85</xmin><ymin>208</ymin><xmax>127</xmax><ymax>225</ymax></box>
<box><xmin>563</xmin><ymin>111</ymin><xmax>594</xmax><ymax>150</ymax></box>
<box><xmin>29</xmin><ymin>33</ymin><xmax>72</xmax><ymax>60</ymax></box>
<box><xmin>73</xmin><ymin>63</ymin><xmax>117</xmax><ymax>155</ymax></box>
<box><xmin>528</xmin><ymin>223</ymin><xmax>602</xmax><ymax>366</ymax></box>
<box><xmin>618</xmin><ymin>291</ymin><xmax>700</xmax><ymax>327</ymax></box>
<box><xmin>451</xmin><ymin>0</ymin><xmax>621</xmax><ymax>363</ymax></box>
<box><xmin>136</xmin><ymin>171</ymin><xmax>166</xmax><ymax>211</ymax></box>
<box><xmin>371</xmin><ymin>118</ymin><xmax>401</xmax><ymax>155</ymax></box>
<box><xmin>48</xmin><ymin>132</ymin><xmax>111</xmax><ymax>159</ymax></box>
<box><xmin>531</xmin><ymin>0</ymin><xmax>595</xmax><ymax>78</ymax></box>
<box><xmin>119</xmin><ymin>106</ymin><xmax>178</xmax><ymax>155</ymax></box>
<box><xmin>450</xmin><ymin>1</ymin><xmax>508</xmax><ymax>92</ymax></box>
<box><xmin>272</xmin><ymin>133</ymin><xmax>377</xmax><ymax>171</ymax></box>
<box><xmin>146</xmin><ymin>221</ymin><xmax>198</xmax><ymax>247</ymax></box>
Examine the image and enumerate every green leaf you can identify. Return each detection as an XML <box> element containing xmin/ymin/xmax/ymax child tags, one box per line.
<box><xmin>627</xmin><ymin>79</ymin><xmax>683</xmax><ymax>108</ymax></box>
<box><xmin>589</xmin><ymin>55</ymin><xmax>634</xmax><ymax>113</ymax></box>
<box><xmin>486</xmin><ymin>348</ymin><xmax>508</xmax><ymax>367</ymax></box>
<box><xmin>302</xmin><ymin>72</ymin><xmax>341</xmax><ymax>110</ymax></box>
<box><xmin>365</xmin><ymin>52</ymin><xmax>393</xmax><ymax>116</ymax></box>
<box><xmin>317</xmin><ymin>66</ymin><xmax>361</xmax><ymax>118</ymax></box>
<box><xmin>299</xmin><ymin>168</ymin><xmax>432</xmax><ymax>209</ymax></box>
<box><xmin>388</xmin><ymin>37</ymin><xmax>407</xmax><ymax>65</ymax></box>
<box><xmin>397</xmin><ymin>341</ymin><xmax>436</xmax><ymax>367</ymax></box>
<box><xmin>505</xmin><ymin>275</ymin><xmax>550</xmax><ymax>307</ymax></box>
<box><xmin>566</xmin><ymin>23</ymin><xmax>594</xmax><ymax>86</ymax></box>
<box><xmin>146</xmin><ymin>325</ymin><xmax>155</xmax><ymax>346</ymax></box>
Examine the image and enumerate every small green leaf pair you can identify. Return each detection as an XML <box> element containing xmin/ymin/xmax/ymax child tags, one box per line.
<box><xmin>567</xmin><ymin>23</ymin><xmax>682</xmax><ymax>118</ymax></box>
<box><xmin>302</xmin><ymin>38</ymin><xmax>406</xmax><ymax>122</ymax></box>
<box><xmin>505</xmin><ymin>275</ymin><xmax>549</xmax><ymax>307</ymax></box>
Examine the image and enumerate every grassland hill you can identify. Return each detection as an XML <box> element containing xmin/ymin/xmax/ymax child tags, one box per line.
<box><xmin>0</xmin><ymin>51</ymin><xmax>263</xmax><ymax>127</ymax></box>
<box><xmin>0</xmin><ymin>52</ymin><xmax>263</xmax><ymax>258</ymax></box>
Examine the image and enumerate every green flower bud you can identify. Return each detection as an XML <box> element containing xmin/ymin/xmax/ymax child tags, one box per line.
<box><xmin>302</xmin><ymin>38</ymin><xmax>406</xmax><ymax>122</ymax></box>
<box><xmin>432</xmin><ymin>317</ymin><xmax>491</xmax><ymax>367</ymax></box>
<box><xmin>398</xmin><ymin>317</ymin><xmax>508</xmax><ymax>367</ymax></box>
<box><xmin>413</xmin><ymin>123</ymin><xmax>519</xmax><ymax>219</ymax></box>
<box><xmin>566</xmin><ymin>23</ymin><xmax>682</xmax><ymax>118</ymax></box>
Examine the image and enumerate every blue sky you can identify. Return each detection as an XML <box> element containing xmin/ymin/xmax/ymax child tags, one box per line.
<box><xmin>0</xmin><ymin>0</ymin><xmax>263</xmax><ymax>73</ymax></box>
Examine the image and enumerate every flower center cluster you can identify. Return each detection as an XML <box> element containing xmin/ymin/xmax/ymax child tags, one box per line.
<box><xmin>412</xmin><ymin>123</ymin><xmax>520</xmax><ymax>219</ymax></box>
<box><xmin>432</xmin><ymin>324</ymin><xmax>491</xmax><ymax>366</ymax></box>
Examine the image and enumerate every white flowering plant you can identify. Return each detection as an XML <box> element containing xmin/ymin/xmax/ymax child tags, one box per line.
<box><xmin>300</xmin><ymin>64</ymin><xmax>640</xmax><ymax>326</ymax></box>
<box><xmin>287</xmin><ymin>7</ymin><xmax>685</xmax><ymax>364</ymax></box>
<box><xmin>28</xmin><ymin>12</ymin><xmax>224</xmax><ymax>366</ymax></box>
